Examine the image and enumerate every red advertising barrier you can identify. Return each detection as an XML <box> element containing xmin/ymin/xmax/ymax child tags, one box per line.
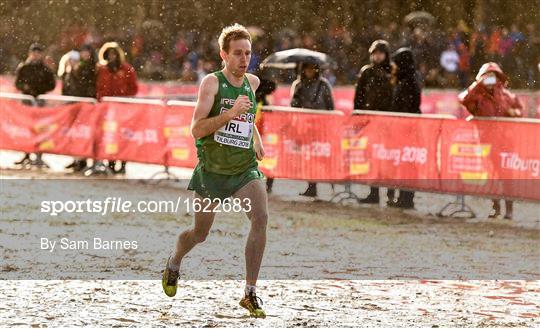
<box><xmin>440</xmin><ymin>118</ymin><xmax>540</xmax><ymax>200</ymax></box>
<box><xmin>164</xmin><ymin>102</ymin><xmax>198</xmax><ymax>168</ymax></box>
<box><xmin>343</xmin><ymin>114</ymin><xmax>442</xmax><ymax>191</ymax></box>
<box><xmin>1</xmin><ymin>94</ymin><xmax>539</xmax><ymax>201</ymax></box>
<box><xmin>0</xmin><ymin>99</ymin><xmax>99</xmax><ymax>157</ymax></box>
<box><xmin>95</xmin><ymin>101</ymin><xmax>167</xmax><ymax>164</ymax></box>
<box><xmin>258</xmin><ymin>108</ymin><xmax>345</xmax><ymax>180</ymax></box>
<box><xmin>1</xmin><ymin>99</ymin><xmax>38</xmax><ymax>153</ymax></box>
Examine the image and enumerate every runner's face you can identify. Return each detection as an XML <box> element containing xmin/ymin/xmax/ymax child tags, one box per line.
<box><xmin>223</xmin><ymin>39</ymin><xmax>251</xmax><ymax>77</ymax></box>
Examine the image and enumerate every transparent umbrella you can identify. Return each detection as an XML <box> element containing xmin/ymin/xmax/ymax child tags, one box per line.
<box><xmin>260</xmin><ymin>48</ymin><xmax>333</xmax><ymax>69</ymax></box>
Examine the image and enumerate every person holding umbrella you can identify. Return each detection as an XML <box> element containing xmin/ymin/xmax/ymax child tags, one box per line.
<box><xmin>290</xmin><ymin>62</ymin><xmax>334</xmax><ymax>197</ymax></box>
<box><xmin>261</xmin><ymin>48</ymin><xmax>334</xmax><ymax>197</ymax></box>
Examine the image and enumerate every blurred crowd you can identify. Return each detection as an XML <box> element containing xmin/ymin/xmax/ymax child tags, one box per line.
<box><xmin>1</xmin><ymin>20</ymin><xmax>539</xmax><ymax>89</ymax></box>
<box><xmin>13</xmin><ymin>41</ymin><xmax>139</xmax><ymax>174</ymax></box>
<box><xmin>8</xmin><ymin>18</ymin><xmax>530</xmax><ymax>218</ymax></box>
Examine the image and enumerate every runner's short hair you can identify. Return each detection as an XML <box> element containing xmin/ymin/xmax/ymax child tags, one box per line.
<box><xmin>218</xmin><ymin>23</ymin><xmax>251</xmax><ymax>53</ymax></box>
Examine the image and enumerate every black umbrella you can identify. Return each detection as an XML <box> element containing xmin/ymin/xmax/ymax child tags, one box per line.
<box><xmin>260</xmin><ymin>48</ymin><xmax>333</xmax><ymax>69</ymax></box>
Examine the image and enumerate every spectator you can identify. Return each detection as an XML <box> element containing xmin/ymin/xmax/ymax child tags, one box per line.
<box><xmin>254</xmin><ymin>77</ymin><xmax>277</xmax><ymax>193</ymax></box>
<box><xmin>77</xmin><ymin>44</ymin><xmax>98</xmax><ymax>97</ymax></box>
<box><xmin>291</xmin><ymin>62</ymin><xmax>334</xmax><ymax>197</ymax></box>
<box><xmin>3</xmin><ymin>22</ymin><xmax>539</xmax><ymax>89</ymax></box>
<box><xmin>392</xmin><ymin>48</ymin><xmax>422</xmax><ymax>115</ymax></box>
<box><xmin>390</xmin><ymin>47</ymin><xmax>422</xmax><ymax>209</ymax></box>
<box><xmin>486</xmin><ymin>26</ymin><xmax>502</xmax><ymax>62</ymax></box>
<box><xmin>58</xmin><ymin>44</ymin><xmax>97</xmax><ymax>172</ymax></box>
<box><xmin>524</xmin><ymin>24</ymin><xmax>540</xmax><ymax>88</ymax></box>
<box><xmin>354</xmin><ymin>40</ymin><xmax>395</xmax><ymax>204</ymax></box>
<box><xmin>498</xmin><ymin>27</ymin><xmax>514</xmax><ymax>70</ymax></box>
<box><xmin>15</xmin><ymin>43</ymin><xmax>56</xmax><ymax>98</ymax></box>
<box><xmin>509</xmin><ymin>24</ymin><xmax>526</xmax><ymax>44</ymax></box>
<box><xmin>291</xmin><ymin>63</ymin><xmax>334</xmax><ymax>110</ymax></box>
<box><xmin>457</xmin><ymin>42</ymin><xmax>471</xmax><ymax>88</ymax></box>
<box><xmin>14</xmin><ymin>43</ymin><xmax>56</xmax><ymax>168</ymax></box>
<box><xmin>440</xmin><ymin>43</ymin><xmax>460</xmax><ymax>87</ymax></box>
<box><xmin>96</xmin><ymin>42</ymin><xmax>138</xmax><ymax>174</ymax></box>
<box><xmin>142</xmin><ymin>51</ymin><xmax>166</xmax><ymax>81</ymax></box>
<box><xmin>96</xmin><ymin>42</ymin><xmax>138</xmax><ymax>100</ymax></box>
<box><xmin>470</xmin><ymin>26</ymin><xmax>488</xmax><ymax>74</ymax></box>
<box><xmin>459</xmin><ymin>62</ymin><xmax>523</xmax><ymax>220</ymax></box>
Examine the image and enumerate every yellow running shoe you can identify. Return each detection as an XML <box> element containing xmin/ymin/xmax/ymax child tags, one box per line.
<box><xmin>162</xmin><ymin>257</ymin><xmax>179</xmax><ymax>297</ymax></box>
<box><xmin>239</xmin><ymin>292</ymin><xmax>266</xmax><ymax>318</ymax></box>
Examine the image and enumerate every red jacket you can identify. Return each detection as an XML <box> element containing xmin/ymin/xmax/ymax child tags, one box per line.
<box><xmin>96</xmin><ymin>63</ymin><xmax>138</xmax><ymax>100</ymax></box>
<box><xmin>458</xmin><ymin>62</ymin><xmax>523</xmax><ymax>118</ymax></box>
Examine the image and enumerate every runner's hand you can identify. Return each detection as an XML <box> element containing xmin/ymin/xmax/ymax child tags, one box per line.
<box><xmin>229</xmin><ymin>95</ymin><xmax>252</xmax><ymax>118</ymax></box>
<box><xmin>254</xmin><ymin>142</ymin><xmax>265</xmax><ymax>161</ymax></box>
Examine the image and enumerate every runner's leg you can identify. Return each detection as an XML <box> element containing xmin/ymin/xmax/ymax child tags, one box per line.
<box><xmin>169</xmin><ymin>193</ymin><xmax>218</xmax><ymax>270</ymax></box>
<box><xmin>233</xmin><ymin>179</ymin><xmax>268</xmax><ymax>286</ymax></box>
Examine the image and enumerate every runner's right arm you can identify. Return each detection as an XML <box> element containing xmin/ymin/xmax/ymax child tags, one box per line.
<box><xmin>191</xmin><ymin>74</ymin><xmax>252</xmax><ymax>139</ymax></box>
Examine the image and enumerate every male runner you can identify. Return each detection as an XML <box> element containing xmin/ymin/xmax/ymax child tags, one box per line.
<box><xmin>162</xmin><ymin>24</ymin><xmax>268</xmax><ymax>318</ymax></box>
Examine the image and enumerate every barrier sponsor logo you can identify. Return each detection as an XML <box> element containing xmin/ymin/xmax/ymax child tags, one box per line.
<box><xmin>499</xmin><ymin>152</ymin><xmax>540</xmax><ymax>177</ymax></box>
<box><xmin>57</xmin><ymin>125</ymin><xmax>92</xmax><ymax>140</ymax></box>
<box><xmin>446</xmin><ymin>127</ymin><xmax>491</xmax><ymax>184</ymax></box>
<box><xmin>1</xmin><ymin>122</ymin><xmax>32</xmax><ymax>139</ymax></box>
<box><xmin>38</xmin><ymin>140</ymin><xmax>55</xmax><ymax>151</ymax></box>
<box><xmin>103</xmin><ymin>120</ymin><xmax>117</xmax><ymax>133</ymax></box>
<box><xmin>259</xmin><ymin>133</ymin><xmax>279</xmax><ymax>170</ymax></box>
<box><xmin>165</xmin><ymin>126</ymin><xmax>192</xmax><ymax>160</ymax></box>
<box><xmin>369</xmin><ymin>144</ymin><xmax>429</xmax><ymax>167</ymax></box>
<box><xmin>343</xmin><ymin>136</ymin><xmax>369</xmax><ymax>175</ymax></box>
<box><xmin>103</xmin><ymin>114</ymin><xmax>119</xmax><ymax>155</ymax></box>
<box><xmin>119</xmin><ymin>128</ymin><xmax>159</xmax><ymax>146</ymax></box>
<box><xmin>283</xmin><ymin>140</ymin><xmax>332</xmax><ymax>159</ymax></box>
<box><xmin>341</xmin><ymin>136</ymin><xmax>367</xmax><ymax>150</ymax></box>
<box><xmin>34</xmin><ymin>122</ymin><xmax>58</xmax><ymax>134</ymax></box>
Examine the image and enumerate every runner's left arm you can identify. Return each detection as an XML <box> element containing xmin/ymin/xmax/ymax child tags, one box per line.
<box><xmin>253</xmin><ymin>125</ymin><xmax>265</xmax><ymax>160</ymax></box>
<box><xmin>246</xmin><ymin>74</ymin><xmax>264</xmax><ymax>160</ymax></box>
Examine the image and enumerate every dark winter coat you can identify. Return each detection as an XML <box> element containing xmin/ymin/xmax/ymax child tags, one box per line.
<box><xmin>62</xmin><ymin>61</ymin><xmax>97</xmax><ymax>98</ymax></box>
<box><xmin>391</xmin><ymin>48</ymin><xmax>421</xmax><ymax>114</ymax></box>
<box><xmin>354</xmin><ymin>40</ymin><xmax>393</xmax><ymax>111</ymax></box>
<box><xmin>15</xmin><ymin>60</ymin><xmax>56</xmax><ymax>97</ymax></box>
<box><xmin>290</xmin><ymin>77</ymin><xmax>334</xmax><ymax>110</ymax></box>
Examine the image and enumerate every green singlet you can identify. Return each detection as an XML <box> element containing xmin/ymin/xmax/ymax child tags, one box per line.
<box><xmin>188</xmin><ymin>71</ymin><xmax>264</xmax><ymax>201</ymax></box>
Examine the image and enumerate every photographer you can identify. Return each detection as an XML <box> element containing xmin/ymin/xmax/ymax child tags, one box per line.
<box><xmin>459</xmin><ymin>62</ymin><xmax>523</xmax><ymax>220</ymax></box>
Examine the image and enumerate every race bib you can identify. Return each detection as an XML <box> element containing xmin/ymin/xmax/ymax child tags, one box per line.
<box><xmin>214</xmin><ymin>108</ymin><xmax>254</xmax><ymax>149</ymax></box>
